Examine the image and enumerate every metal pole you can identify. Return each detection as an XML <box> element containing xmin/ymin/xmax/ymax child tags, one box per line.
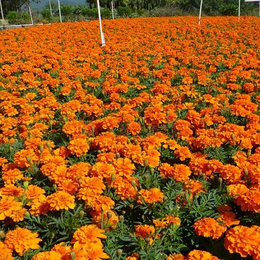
<box><xmin>0</xmin><ymin>0</ymin><xmax>4</xmax><ymax>20</ymax></box>
<box><xmin>111</xmin><ymin>0</ymin><xmax>115</xmax><ymax>19</ymax></box>
<box><xmin>238</xmin><ymin>0</ymin><xmax>241</xmax><ymax>19</ymax></box>
<box><xmin>57</xmin><ymin>0</ymin><xmax>62</xmax><ymax>23</ymax></box>
<box><xmin>97</xmin><ymin>0</ymin><xmax>105</xmax><ymax>46</ymax></box>
<box><xmin>49</xmin><ymin>0</ymin><xmax>53</xmax><ymax>16</ymax></box>
<box><xmin>198</xmin><ymin>0</ymin><xmax>203</xmax><ymax>25</ymax></box>
<box><xmin>28</xmin><ymin>3</ymin><xmax>33</xmax><ymax>25</ymax></box>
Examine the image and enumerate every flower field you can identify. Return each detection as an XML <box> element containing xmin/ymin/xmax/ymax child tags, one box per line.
<box><xmin>0</xmin><ymin>16</ymin><xmax>259</xmax><ymax>260</ymax></box>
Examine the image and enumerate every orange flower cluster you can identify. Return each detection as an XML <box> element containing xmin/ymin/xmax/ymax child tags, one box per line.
<box><xmin>0</xmin><ymin>16</ymin><xmax>259</xmax><ymax>258</ymax></box>
<box><xmin>31</xmin><ymin>225</ymin><xmax>109</xmax><ymax>260</ymax></box>
<box><xmin>167</xmin><ymin>250</ymin><xmax>219</xmax><ymax>260</ymax></box>
<box><xmin>153</xmin><ymin>215</ymin><xmax>181</xmax><ymax>228</ymax></box>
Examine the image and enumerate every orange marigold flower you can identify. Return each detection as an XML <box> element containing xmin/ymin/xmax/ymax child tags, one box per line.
<box><xmin>217</xmin><ymin>211</ymin><xmax>240</xmax><ymax>227</ymax></box>
<box><xmin>77</xmin><ymin>177</ymin><xmax>105</xmax><ymax>201</ymax></box>
<box><xmin>186</xmin><ymin>250</ymin><xmax>220</xmax><ymax>260</ymax></box>
<box><xmin>224</xmin><ymin>225</ymin><xmax>260</xmax><ymax>258</ymax></box>
<box><xmin>90</xmin><ymin>162</ymin><xmax>116</xmax><ymax>179</ymax></box>
<box><xmin>0</xmin><ymin>184</ymin><xmax>24</xmax><ymax>197</ymax></box>
<box><xmin>127</xmin><ymin>121</ymin><xmax>141</xmax><ymax>135</ymax></box>
<box><xmin>135</xmin><ymin>224</ymin><xmax>155</xmax><ymax>238</ymax></box>
<box><xmin>2</xmin><ymin>168</ymin><xmax>24</xmax><ymax>184</ymax></box>
<box><xmin>67</xmin><ymin>138</ymin><xmax>89</xmax><ymax>157</ymax></box>
<box><xmin>72</xmin><ymin>224</ymin><xmax>106</xmax><ymax>245</ymax></box>
<box><xmin>159</xmin><ymin>163</ymin><xmax>191</xmax><ymax>182</ymax></box>
<box><xmin>72</xmin><ymin>242</ymin><xmax>110</xmax><ymax>260</ymax></box>
<box><xmin>25</xmin><ymin>185</ymin><xmax>45</xmax><ymax>200</ymax></box>
<box><xmin>14</xmin><ymin>149</ymin><xmax>39</xmax><ymax>168</ymax></box>
<box><xmin>113</xmin><ymin>158</ymin><xmax>135</xmax><ymax>177</ymax></box>
<box><xmin>47</xmin><ymin>191</ymin><xmax>75</xmax><ymax>211</ymax></box>
<box><xmin>193</xmin><ymin>217</ymin><xmax>227</xmax><ymax>239</ymax></box>
<box><xmin>167</xmin><ymin>253</ymin><xmax>185</xmax><ymax>260</ymax></box>
<box><xmin>174</xmin><ymin>146</ymin><xmax>192</xmax><ymax>161</ymax></box>
<box><xmin>138</xmin><ymin>188</ymin><xmax>164</xmax><ymax>204</ymax></box>
<box><xmin>0</xmin><ymin>196</ymin><xmax>25</xmax><ymax>222</ymax></box>
<box><xmin>4</xmin><ymin>227</ymin><xmax>42</xmax><ymax>256</ymax></box>
<box><xmin>0</xmin><ymin>241</ymin><xmax>14</xmax><ymax>260</ymax></box>
<box><xmin>52</xmin><ymin>243</ymin><xmax>72</xmax><ymax>260</ymax></box>
<box><xmin>31</xmin><ymin>251</ymin><xmax>63</xmax><ymax>260</ymax></box>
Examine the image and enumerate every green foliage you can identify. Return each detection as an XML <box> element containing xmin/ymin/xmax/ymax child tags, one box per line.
<box><xmin>6</xmin><ymin>11</ymin><xmax>30</xmax><ymax>24</ymax></box>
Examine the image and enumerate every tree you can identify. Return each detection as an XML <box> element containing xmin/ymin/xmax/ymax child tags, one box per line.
<box><xmin>2</xmin><ymin>0</ymin><xmax>40</xmax><ymax>14</ymax></box>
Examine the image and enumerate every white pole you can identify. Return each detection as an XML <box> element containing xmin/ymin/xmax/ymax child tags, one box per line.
<box><xmin>49</xmin><ymin>0</ymin><xmax>53</xmax><ymax>16</ymax></box>
<box><xmin>111</xmin><ymin>1</ymin><xmax>115</xmax><ymax>19</ymax></box>
<box><xmin>198</xmin><ymin>0</ymin><xmax>203</xmax><ymax>25</ymax></box>
<box><xmin>97</xmin><ymin>0</ymin><xmax>105</xmax><ymax>46</ymax></box>
<box><xmin>57</xmin><ymin>0</ymin><xmax>62</xmax><ymax>23</ymax></box>
<box><xmin>0</xmin><ymin>0</ymin><xmax>4</xmax><ymax>20</ymax></box>
<box><xmin>238</xmin><ymin>0</ymin><xmax>241</xmax><ymax>19</ymax></box>
<box><xmin>28</xmin><ymin>3</ymin><xmax>33</xmax><ymax>24</ymax></box>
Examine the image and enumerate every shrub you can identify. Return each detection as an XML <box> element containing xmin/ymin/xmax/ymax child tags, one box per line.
<box><xmin>117</xmin><ymin>6</ymin><xmax>133</xmax><ymax>17</ymax></box>
<box><xmin>6</xmin><ymin>11</ymin><xmax>30</xmax><ymax>24</ymax></box>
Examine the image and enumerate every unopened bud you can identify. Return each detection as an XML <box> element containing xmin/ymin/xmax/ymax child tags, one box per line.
<box><xmin>70</xmin><ymin>251</ymin><xmax>76</xmax><ymax>260</ymax></box>
<box><xmin>119</xmin><ymin>215</ymin><xmax>124</xmax><ymax>221</ymax></box>
<box><xmin>243</xmin><ymin>168</ymin><xmax>248</xmax><ymax>176</ymax></box>
<box><xmin>23</xmin><ymin>181</ymin><xmax>29</xmax><ymax>188</ymax></box>
<box><xmin>145</xmin><ymin>237</ymin><xmax>151</xmax><ymax>244</ymax></box>
<box><xmin>0</xmin><ymin>230</ymin><xmax>5</xmax><ymax>239</ymax></box>
<box><xmin>107</xmin><ymin>211</ymin><xmax>113</xmax><ymax>219</ymax></box>
<box><xmin>78</xmin><ymin>210</ymin><xmax>84</xmax><ymax>218</ymax></box>
<box><xmin>24</xmin><ymin>211</ymin><xmax>30</xmax><ymax>218</ymax></box>
<box><xmin>26</xmin><ymin>156</ymin><xmax>32</xmax><ymax>165</ymax></box>
<box><xmin>38</xmin><ymin>144</ymin><xmax>44</xmax><ymax>153</ymax></box>
<box><xmin>144</xmin><ymin>159</ymin><xmax>148</xmax><ymax>167</ymax></box>
<box><xmin>247</xmin><ymin>149</ymin><xmax>251</xmax><ymax>157</ymax></box>
<box><xmin>111</xmin><ymin>173</ymin><xmax>116</xmax><ymax>184</ymax></box>
<box><xmin>117</xmin><ymin>249</ymin><xmax>123</xmax><ymax>256</ymax></box>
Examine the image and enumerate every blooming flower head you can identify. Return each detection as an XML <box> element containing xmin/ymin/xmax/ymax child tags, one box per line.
<box><xmin>0</xmin><ymin>241</ymin><xmax>14</xmax><ymax>260</ymax></box>
<box><xmin>47</xmin><ymin>191</ymin><xmax>75</xmax><ymax>211</ymax></box>
<box><xmin>31</xmin><ymin>251</ymin><xmax>63</xmax><ymax>260</ymax></box>
<box><xmin>186</xmin><ymin>250</ymin><xmax>220</xmax><ymax>260</ymax></box>
<box><xmin>138</xmin><ymin>188</ymin><xmax>164</xmax><ymax>204</ymax></box>
<box><xmin>224</xmin><ymin>225</ymin><xmax>260</xmax><ymax>258</ymax></box>
<box><xmin>193</xmin><ymin>217</ymin><xmax>227</xmax><ymax>239</ymax></box>
<box><xmin>4</xmin><ymin>227</ymin><xmax>42</xmax><ymax>256</ymax></box>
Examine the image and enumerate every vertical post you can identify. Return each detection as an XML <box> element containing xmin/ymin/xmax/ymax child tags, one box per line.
<box><xmin>111</xmin><ymin>0</ymin><xmax>115</xmax><ymax>19</ymax></box>
<box><xmin>259</xmin><ymin>0</ymin><xmax>260</xmax><ymax>17</ymax></box>
<box><xmin>57</xmin><ymin>0</ymin><xmax>62</xmax><ymax>23</ymax></box>
<box><xmin>198</xmin><ymin>0</ymin><xmax>203</xmax><ymax>25</ymax></box>
<box><xmin>0</xmin><ymin>0</ymin><xmax>4</xmax><ymax>20</ymax></box>
<box><xmin>97</xmin><ymin>0</ymin><xmax>105</xmax><ymax>46</ymax></box>
<box><xmin>28</xmin><ymin>3</ymin><xmax>33</xmax><ymax>24</ymax></box>
<box><xmin>238</xmin><ymin>0</ymin><xmax>241</xmax><ymax>19</ymax></box>
<box><xmin>49</xmin><ymin>0</ymin><xmax>53</xmax><ymax>16</ymax></box>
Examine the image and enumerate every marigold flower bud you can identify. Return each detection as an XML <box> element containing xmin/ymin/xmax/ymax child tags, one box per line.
<box><xmin>117</xmin><ymin>249</ymin><xmax>123</xmax><ymax>256</ymax></box>
<box><xmin>70</xmin><ymin>251</ymin><xmax>76</xmax><ymax>260</ymax></box>
<box><xmin>0</xmin><ymin>230</ymin><xmax>5</xmax><ymax>239</ymax></box>
<box><xmin>78</xmin><ymin>210</ymin><xmax>84</xmax><ymax>218</ymax></box>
